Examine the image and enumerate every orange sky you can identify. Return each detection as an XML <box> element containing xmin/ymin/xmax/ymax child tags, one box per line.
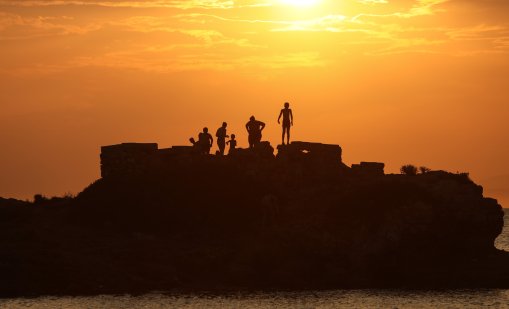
<box><xmin>0</xmin><ymin>0</ymin><xmax>508</xmax><ymax>206</ymax></box>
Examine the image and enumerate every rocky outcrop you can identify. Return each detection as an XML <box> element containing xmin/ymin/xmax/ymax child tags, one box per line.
<box><xmin>0</xmin><ymin>141</ymin><xmax>506</xmax><ymax>296</ymax></box>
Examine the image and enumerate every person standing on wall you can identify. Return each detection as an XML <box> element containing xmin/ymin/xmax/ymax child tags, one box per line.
<box><xmin>278</xmin><ymin>102</ymin><xmax>293</xmax><ymax>145</ymax></box>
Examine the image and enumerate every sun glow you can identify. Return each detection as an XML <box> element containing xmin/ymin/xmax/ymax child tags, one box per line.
<box><xmin>280</xmin><ymin>0</ymin><xmax>320</xmax><ymax>7</ymax></box>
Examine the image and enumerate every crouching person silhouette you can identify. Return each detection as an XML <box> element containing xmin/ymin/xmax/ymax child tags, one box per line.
<box><xmin>246</xmin><ymin>116</ymin><xmax>265</xmax><ymax>148</ymax></box>
<box><xmin>197</xmin><ymin>127</ymin><xmax>213</xmax><ymax>154</ymax></box>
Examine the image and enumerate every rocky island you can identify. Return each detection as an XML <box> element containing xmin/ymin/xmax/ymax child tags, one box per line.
<box><xmin>0</xmin><ymin>141</ymin><xmax>507</xmax><ymax>297</ymax></box>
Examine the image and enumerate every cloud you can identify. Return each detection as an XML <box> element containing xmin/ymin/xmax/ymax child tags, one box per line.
<box><xmin>0</xmin><ymin>0</ymin><xmax>275</xmax><ymax>9</ymax></box>
<box><xmin>0</xmin><ymin>12</ymin><xmax>259</xmax><ymax>50</ymax></box>
<box><xmin>0</xmin><ymin>1</ymin><xmax>236</xmax><ymax>9</ymax></box>
<box><xmin>70</xmin><ymin>48</ymin><xmax>324</xmax><ymax>72</ymax></box>
<box><xmin>1</xmin><ymin>0</ymin><xmax>509</xmax><ymax>74</ymax></box>
<box><xmin>357</xmin><ymin>0</ymin><xmax>388</xmax><ymax>4</ymax></box>
<box><xmin>351</xmin><ymin>0</ymin><xmax>448</xmax><ymax>21</ymax></box>
<box><xmin>447</xmin><ymin>0</ymin><xmax>509</xmax><ymax>9</ymax></box>
<box><xmin>270</xmin><ymin>15</ymin><xmax>349</xmax><ymax>32</ymax></box>
<box><xmin>0</xmin><ymin>12</ymin><xmax>102</xmax><ymax>40</ymax></box>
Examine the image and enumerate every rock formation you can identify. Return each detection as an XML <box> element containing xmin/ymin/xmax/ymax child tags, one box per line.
<box><xmin>0</xmin><ymin>140</ymin><xmax>506</xmax><ymax>296</ymax></box>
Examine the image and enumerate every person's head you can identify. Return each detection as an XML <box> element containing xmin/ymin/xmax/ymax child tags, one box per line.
<box><xmin>222</xmin><ymin>122</ymin><xmax>227</xmax><ymax>128</ymax></box>
<box><xmin>284</xmin><ymin>102</ymin><xmax>290</xmax><ymax>108</ymax></box>
<box><xmin>250</xmin><ymin>116</ymin><xmax>255</xmax><ymax>121</ymax></box>
<box><xmin>203</xmin><ymin>127</ymin><xmax>208</xmax><ymax>133</ymax></box>
<box><xmin>231</xmin><ymin>134</ymin><xmax>236</xmax><ymax>139</ymax></box>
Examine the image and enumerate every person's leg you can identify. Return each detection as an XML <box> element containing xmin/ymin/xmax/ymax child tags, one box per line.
<box><xmin>281</xmin><ymin>126</ymin><xmax>285</xmax><ymax>145</ymax></box>
<box><xmin>218</xmin><ymin>140</ymin><xmax>225</xmax><ymax>155</ymax></box>
<box><xmin>283</xmin><ymin>122</ymin><xmax>291</xmax><ymax>145</ymax></box>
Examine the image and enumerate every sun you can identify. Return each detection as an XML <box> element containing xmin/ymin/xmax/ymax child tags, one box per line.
<box><xmin>280</xmin><ymin>0</ymin><xmax>320</xmax><ymax>7</ymax></box>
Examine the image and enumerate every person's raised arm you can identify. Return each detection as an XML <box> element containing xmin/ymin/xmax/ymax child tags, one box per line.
<box><xmin>260</xmin><ymin>121</ymin><xmax>266</xmax><ymax>131</ymax></box>
<box><xmin>278</xmin><ymin>109</ymin><xmax>283</xmax><ymax>124</ymax></box>
<box><xmin>290</xmin><ymin>109</ymin><xmax>294</xmax><ymax>126</ymax></box>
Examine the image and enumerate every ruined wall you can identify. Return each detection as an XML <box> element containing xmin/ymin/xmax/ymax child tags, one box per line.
<box><xmin>276</xmin><ymin>141</ymin><xmax>342</xmax><ymax>162</ymax></box>
<box><xmin>100</xmin><ymin>143</ymin><xmax>158</xmax><ymax>178</ymax></box>
<box><xmin>100</xmin><ymin>141</ymin><xmax>354</xmax><ymax>178</ymax></box>
<box><xmin>351</xmin><ymin>162</ymin><xmax>385</xmax><ymax>176</ymax></box>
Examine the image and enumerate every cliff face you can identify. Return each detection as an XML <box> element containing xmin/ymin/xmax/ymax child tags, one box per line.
<box><xmin>0</xmin><ymin>142</ymin><xmax>506</xmax><ymax>296</ymax></box>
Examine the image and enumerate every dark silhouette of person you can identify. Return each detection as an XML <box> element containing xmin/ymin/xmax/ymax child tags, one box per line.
<box><xmin>227</xmin><ymin>134</ymin><xmax>237</xmax><ymax>155</ymax></box>
<box><xmin>198</xmin><ymin>127</ymin><xmax>213</xmax><ymax>154</ymax></box>
<box><xmin>278</xmin><ymin>102</ymin><xmax>293</xmax><ymax>145</ymax></box>
<box><xmin>246</xmin><ymin>116</ymin><xmax>265</xmax><ymax>148</ymax></box>
<box><xmin>215</xmin><ymin>122</ymin><xmax>229</xmax><ymax>156</ymax></box>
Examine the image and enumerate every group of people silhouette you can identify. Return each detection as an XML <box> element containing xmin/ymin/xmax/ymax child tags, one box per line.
<box><xmin>191</xmin><ymin>102</ymin><xmax>294</xmax><ymax>155</ymax></box>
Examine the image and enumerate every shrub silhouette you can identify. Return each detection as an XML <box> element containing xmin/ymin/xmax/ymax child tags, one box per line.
<box><xmin>33</xmin><ymin>194</ymin><xmax>48</xmax><ymax>204</ymax></box>
<box><xmin>400</xmin><ymin>164</ymin><xmax>418</xmax><ymax>176</ymax></box>
<box><xmin>419</xmin><ymin>166</ymin><xmax>431</xmax><ymax>174</ymax></box>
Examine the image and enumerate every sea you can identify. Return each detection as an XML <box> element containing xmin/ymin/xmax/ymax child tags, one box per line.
<box><xmin>2</xmin><ymin>209</ymin><xmax>509</xmax><ymax>309</ymax></box>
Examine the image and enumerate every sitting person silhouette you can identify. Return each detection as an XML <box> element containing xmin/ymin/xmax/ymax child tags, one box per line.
<box><xmin>198</xmin><ymin>127</ymin><xmax>213</xmax><ymax>154</ymax></box>
<box><xmin>245</xmin><ymin>116</ymin><xmax>265</xmax><ymax>148</ymax></box>
<box><xmin>227</xmin><ymin>134</ymin><xmax>237</xmax><ymax>155</ymax></box>
<box><xmin>278</xmin><ymin>102</ymin><xmax>293</xmax><ymax>145</ymax></box>
<box><xmin>215</xmin><ymin>122</ymin><xmax>229</xmax><ymax>156</ymax></box>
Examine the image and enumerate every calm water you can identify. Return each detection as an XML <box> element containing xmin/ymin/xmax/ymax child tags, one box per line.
<box><xmin>2</xmin><ymin>210</ymin><xmax>508</xmax><ymax>309</ymax></box>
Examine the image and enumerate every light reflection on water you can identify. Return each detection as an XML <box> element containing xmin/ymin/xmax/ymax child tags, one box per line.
<box><xmin>495</xmin><ymin>209</ymin><xmax>509</xmax><ymax>252</ymax></box>
<box><xmin>2</xmin><ymin>290</ymin><xmax>509</xmax><ymax>309</ymax></box>
<box><xmin>2</xmin><ymin>210</ymin><xmax>508</xmax><ymax>309</ymax></box>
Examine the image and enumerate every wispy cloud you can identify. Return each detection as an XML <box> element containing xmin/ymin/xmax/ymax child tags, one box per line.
<box><xmin>1</xmin><ymin>0</ymin><xmax>509</xmax><ymax>74</ymax></box>
<box><xmin>69</xmin><ymin>48</ymin><xmax>324</xmax><ymax>72</ymax></box>
<box><xmin>0</xmin><ymin>0</ymin><xmax>237</xmax><ymax>9</ymax></box>
<box><xmin>0</xmin><ymin>12</ymin><xmax>103</xmax><ymax>40</ymax></box>
<box><xmin>357</xmin><ymin>0</ymin><xmax>388</xmax><ymax>4</ymax></box>
<box><xmin>351</xmin><ymin>0</ymin><xmax>448</xmax><ymax>21</ymax></box>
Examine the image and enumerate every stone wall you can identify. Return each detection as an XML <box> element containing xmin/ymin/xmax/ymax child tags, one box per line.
<box><xmin>351</xmin><ymin>161</ymin><xmax>385</xmax><ymax>176</ymax></box>
<box><xmin>100</xmin><ymin>143</ymin><xmax>158</xmax><ymax>178</ymax></box>
<box><xmin>276</xmin><ymin>141</ymin><xmax>342</xmax><ymax>162</ymax></box>
<box><xmin>101</xmin><ymin>143</ymin><xmax>211</xmax><ymax>177</ymax></box>
<box><xmin>100</xmin><ymin>141</ymin><xmax>349</xmax><ymax>178</ymax></box>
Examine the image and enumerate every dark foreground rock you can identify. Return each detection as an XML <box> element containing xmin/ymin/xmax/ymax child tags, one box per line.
<box><xmin>0</xmin><ymin>142</ymin><xmax>507</xmax><ymax>297</ymax></box>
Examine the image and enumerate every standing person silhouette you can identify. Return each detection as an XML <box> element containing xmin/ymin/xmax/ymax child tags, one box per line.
<box><xmin>198</xmin><ymin>127</ymin><xmax>213</xmax><ymax>154</ymax></box>
<box><xmin>215</xmin><ymin>122</ymin><xmax>229</xmax><ymax>155</ymax></box>
<box><xmin>227</xmin><ymin>134</ymin><xmax>237</xmax><ymax>155</ymax></box>
<box><xmin>245</xmin><ymin>116</ymin><xmax>265</xmax><ymax>148</ymax></box>
<box><xmin>278</xmin><ymin>102</ymin><xmax>293</xmax><ymax>145</ymax></box>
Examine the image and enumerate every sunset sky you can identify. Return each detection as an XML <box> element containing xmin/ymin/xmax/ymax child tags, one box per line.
<box><xmin>0</xmin><ymin>0</ymin><xmax>508</xmax><ymax>206</ymax></box>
